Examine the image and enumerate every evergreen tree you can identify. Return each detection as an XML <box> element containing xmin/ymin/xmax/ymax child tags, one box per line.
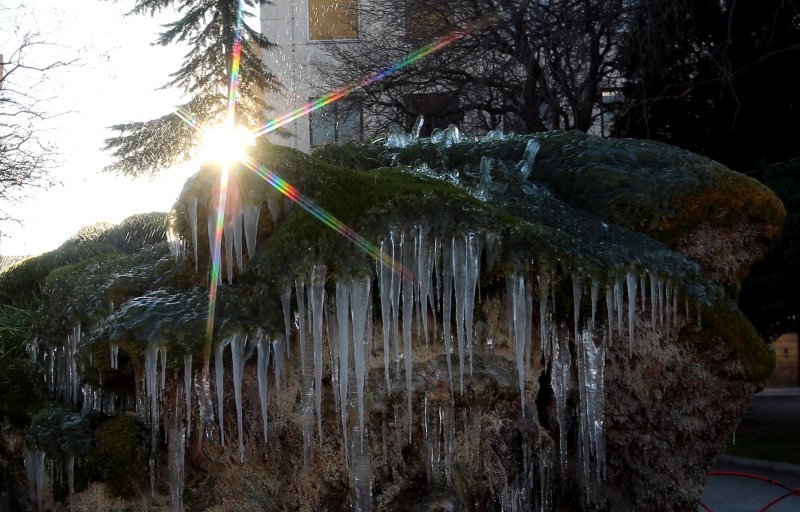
<box><xmin>103</xmin><ymin>0</ymin><xmax>278</xmax><ymax>177</ymax></box>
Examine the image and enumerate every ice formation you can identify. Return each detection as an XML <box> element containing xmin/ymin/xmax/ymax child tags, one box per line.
<box><xmin>23</xmin><ymin>134</ymin><xmax>708</xmax><ymax>512</ymax></box>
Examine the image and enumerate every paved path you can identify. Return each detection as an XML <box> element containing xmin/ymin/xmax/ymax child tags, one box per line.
<box><xmin>698</xmin><ymin>388</ymin><xmax>800</xmax><ymax>511</ymax></box>
<box><xmin>699</xmin><ymin>457</ymin><xmax>800</xmax><ymax>511</ymax></box>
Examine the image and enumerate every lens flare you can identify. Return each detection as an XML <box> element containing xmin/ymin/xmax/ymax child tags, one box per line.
<box><xmin>199</xmin><ymin>123</ymin><xmax>255</xmax><ymax>167</ymax></box>
<box><xmin>239</xmin><ymin>155</ymin><xmax>416</xmax><ymax>282</ymax></box>
<box><xmin>204</xmin><ymin>0</ymin><xmax>246</xmax><ymax>374</ymax></box>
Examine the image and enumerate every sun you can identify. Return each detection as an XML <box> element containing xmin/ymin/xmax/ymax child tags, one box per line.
<box><xmin>199</xmin><ymin>123</ymin><xmax>255</xmax><ymax>167</ymax></box>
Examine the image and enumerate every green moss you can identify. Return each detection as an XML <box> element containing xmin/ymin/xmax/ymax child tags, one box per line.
<box><xmin>85</xmin><ymin>416</ymin><xmax>148</xmax><ymax>497</ymax></box>
<box><xmin>314</xmin><ymin>131</ymin><xmax>785</xmax><ymax>253</ymax></box>
<box><xmin>697</xmin><ymin>299</ymin><xmax>775</xmax><ymax>384</ymax></box>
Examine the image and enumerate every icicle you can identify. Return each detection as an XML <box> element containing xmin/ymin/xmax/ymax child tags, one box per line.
<box><xmin>442</xmin><ymin>237</ymin><xmax>455</xmax><ymax>398</ymax></box>
<box><xmin>508</xmin><ymin>270</ymin><xmax>528</xmax><ymax>416</ymax></box>
<box><xmin>232</xmin><ymin>207</ymin><xmax>244</xmax><ymax>272</ymax></box>
<box><xmin>524</xmin><ymin>272</ymin><xmax>534</xmax><ymax>371</ymax></box>
<box><xmin>551</xmin><ymin>330</ymin><xmax>571</xmax><ymax>476</ymax></box>
<box><xmin>67</xmin><ymin>325</ymin><xmax>80</xmax><ymax>405</ymax></box>
<box><xmin>310</xmin><ymin>264</ymin><xmax>327</xmax><ymax>443</ymax></box>
<box><xmin>324</xmin><ymin>310</ymin><xmax>340</xmax><ymax>438</ymax></box>
<box><xmin>207</xmin><ymin>202</ymin><xmax>215</xmax><ymax>265</ymax></box>
<box><xmin>379</xmin><ymin>238</ymin><xmax>393</xmax><ymax>393</ymax></box>
<box><xmin>640</xmin><ymin>272</ymin><xmax>647</xmax><ymax>311</ymax></box>
<box><xmin>186</xmin><ymin>196</ymin><xmax>199</xmax><ymax>271</ymax></box>
<box><xmin>214</xmin><ymin>338</ymin><xmax>227</xmax><ymax>446</ymax></box>
<box><xmin>657</xmin><ymin>278</ymin><xmax>665</xmax><ymax>325</ymax></box>
<box><xmin>243</xmin><ymin>191</ymin><xmax>261</xmax><ymax>261</ymax></box>
<box><xmin>184</xmin><ymin>355</ymin><xmax>193</xmax><ymax>437</ymax></box>
<box><xmin>452</xmin><ymin>235</ymin><xmax>467</xmax><ymax>394</ymax></box>
<box><xmin>485</xmin><ymin>232</ymin><xmax>501</xmax><ymax>272</ymax></box>
<box><xmin>336</xmin><ymin>280</ymin><xmax>351</xmax><ymax>450</ymax></box>
<box><xmin>223</xmin><ymin>218</ymin><xmax>235</xmax><ymax>284</ymax></box>
<box><xmin>442</xmin><ymin>123</ymin><xmax>461</xmax><ymax>147</ymax></box>
<box><xmin>577</xmin><ymin>328</ymin><xmax>606</xmax><ymax>505</ymax></box>
<box><xmin>257</xmin><ymin>331</ymin><xmax>270</xmax><ymax>444</ymax></box>
<box><xmin>230</xmin><ymin>334</ymin><xmax>247</xmax><ymax>463</ymax></box>
<box><xmin>280</xmin><ymin>283</ymin><xmax>292</xmax><ymax>360</ymax></box>
<box><xmin>110</xmin><ymin>342</ymin><xmax>119</xmax><ymax>370</ymax></box>
<box><xmin>351</xmin><ymin>277</ymin><xmax>371</xmax><ymax>444</ymax></box>
<box><xmin>411</xmin><ymin>114</ymin><xmax>424</xmax><ymax>141</ymax></box>
<box><xmin>144</xmin><ymin>345</ymin><xmax>160</xmax><ymax>432</ymax></box>
<box><xmin>539</xmin><ymin>274</ymin><xmax>551</xmax><ymax>367</ymax></box>
<box><xmin>168</xmin><ymin>422</ymin><xmax>186</xmax><ymax>511</ymax></box>
<box><xmin>159</xmin><ymin>347</ymin><xmax>167</xmax><ymax>394</ymax></box>
<box><xmin>266</xmin><ymin>189</ymin><xmax>282</xmax><ymax>229</ymax></box>
<box><xmin>573</xmin><ymin>275</ymin><xmax>583</xmax><ymax>344</ymax></box>
<box><xmin>626</xmin><ymin>272</ymin><xmax>637</xmax><ymax>354</ymax></box>
<box><xmin>614</xmin><ymin>277</ymin><xmax>623</xmax><ymax>336</ymax></box>
<box><xmin>520</xmin><ymin>138</ymin><xmax>540</xmax><ymax>179</ymax></box>
<box><xmin>649</xmin><ymin>273</ymin><xmax>657</xmax><ymax>328</ymax></box>
<box><xmin>296</xmin><ymin>278</ymin><xmax>308</xmax><ymax>376</ymax></box>
<box><xmin>665</xmin><ymin>281</ymin><xmax>673</xmax><ymax>328</ymax></box>
<box><xmin>272</xmin><ymin>333</ymin><xmax>286</xmax><ymax>401</ymax></box>
<box><xmin>480</xmin><ymin>156</ymin><xmax>492</xmax><ymax>183</ymax></box>
<box><xmin>24</xmin><ymin>447</ymin><xmax>45</xmax><ymax>512</ymax></box>
<box><xmin>601</xmin><ymin>285</ymin><xmax>612</xmax><ymax>348</ymax></box>
<box><xmin>465</xmin><ymin>232</ymin><xmax>480</xmax><ymax>374</ymax></box>
<box><xmin>401</xmin><ymin>232</ymin><xmax>415</xmax><ymax>438</ymax></box>
<box><xmin>673</xmin><ymin>288</ymin><xmax>679</xmax><ymax>330</ymax></box>
<box><xmin>389</xmin><ymin>230</ymin><xmax>402</xmax><ymax>369</ymax></box>
<box><xmin>296</xmin><ymin>277</ymin><xmax>314</xmax><ymax>471</ymax></box>
<box><xmin>416</xmin><ymin>226</ymin><xmax>433</xmax><ymax>348</ymax></box>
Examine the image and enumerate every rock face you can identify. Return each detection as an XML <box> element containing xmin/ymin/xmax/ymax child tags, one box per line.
<box><xmin>4</xmin><ymin>131</ymin><xmax>782</xmax><ymax>511</ymax></box>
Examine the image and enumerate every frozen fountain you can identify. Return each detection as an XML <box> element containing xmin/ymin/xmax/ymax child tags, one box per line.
<box><xmin>7</xmin><ymin>126</ymin><xmax>784</xmax><ymax>511</ymax></box>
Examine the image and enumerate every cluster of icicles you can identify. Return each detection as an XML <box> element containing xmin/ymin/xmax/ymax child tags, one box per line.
<box><xmin>167</xmin><ymin>175</ymin><xmax>288</xmax><ymax>284</ymax></box>
<box><xmin>27</xmin><ymin>221</ymin><xmax>692</xmax><ymax>511</ymax></box>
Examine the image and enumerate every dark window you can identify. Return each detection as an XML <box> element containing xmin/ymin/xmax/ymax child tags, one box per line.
<box><xmin>309</xmin><ymin>100</ymin><xmax>363</xmax><ymax>147</ymax></box>
<box><xmin>405</xmin><ymin>1</ymin><xmax>452</xmax><ymax>43</ymax></box>
<box><xmin>405</xmin><ymin>92</ymin><xmax>461</xmax><ymax>136</ymax></box>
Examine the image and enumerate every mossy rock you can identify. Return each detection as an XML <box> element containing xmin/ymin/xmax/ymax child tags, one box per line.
<box><xmin>315</xmin><ymin>131</ymin><xmax>785</xmax><ymax>291</ymax></box>
<box><xmin>27</xmin><ymin>406</ymin><xmax>93</xmax><ymax>460</ymax></box>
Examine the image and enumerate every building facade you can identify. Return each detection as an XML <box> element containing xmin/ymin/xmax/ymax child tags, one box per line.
<box><xmin>768</xmin><ymin>333</ymin><xmax>800</xmax><ymax>388</ymax></box>
<box><xmin>261</xmin><ymin>0</ymin><xmax>364</xmax><ymax>153</ymax></box>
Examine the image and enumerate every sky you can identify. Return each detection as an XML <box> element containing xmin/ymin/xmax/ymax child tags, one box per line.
<box><xmin>0</xmin><ymin>1</ymin><xmax>256</xmax><ymax>256</ymax></box>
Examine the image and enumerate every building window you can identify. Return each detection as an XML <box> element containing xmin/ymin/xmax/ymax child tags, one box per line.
<box><xmin>309</xmin><ymin>0</ymin><xmax>359</xmax><ymax>41</ymax></box>
<box><xmin>309</xmin><ymin>100</ymin><xmax>363</xmax><ymax>147</ymax></box>
<box><xmin>405</xmin><ymin>1</ymin><xmax>452</xmax><ymax>43</ymax></box>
